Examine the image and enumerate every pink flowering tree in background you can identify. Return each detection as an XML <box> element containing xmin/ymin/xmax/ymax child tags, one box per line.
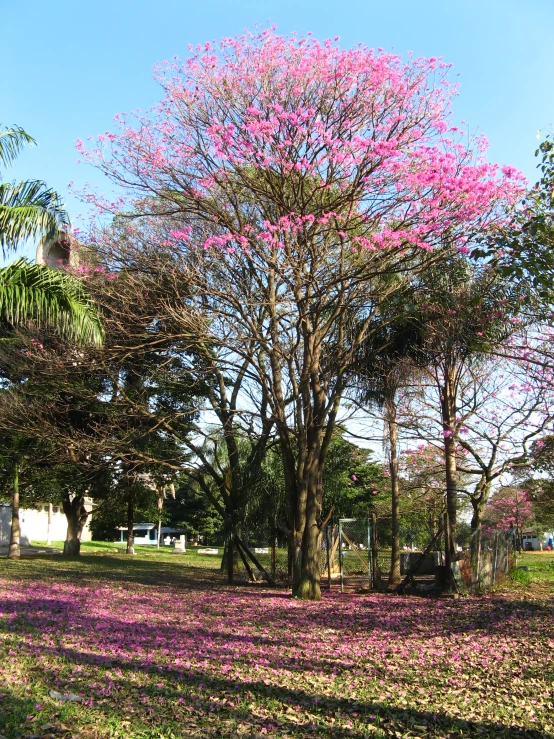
<box><xmin>79</xmin><ymin>29</ymin><xmax>524</xmax><ymax>599</ymax></box>
<box><xmin>482</xmin><ymin>487</ymin><xmax>533</xmax><ymax>545</ymax></box>
<box><xmin>399</xmin><ymin>443</ymin><xmax>459</xmax><ymax>545</ymax></box>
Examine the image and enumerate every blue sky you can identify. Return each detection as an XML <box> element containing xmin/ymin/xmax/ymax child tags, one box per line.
<box><xmin>2</xmin><ymin>0</ymin><xmax>553</xmax><ymax>260</ymax></box>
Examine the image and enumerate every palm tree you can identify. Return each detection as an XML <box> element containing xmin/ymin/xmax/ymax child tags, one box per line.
<box><xmin>0</xmin><ymin>258</ymin><xmax>103</xmax><ymax>346</ymax></box>
<box><xmin>0</xmin><ymin>124</ymin><xmax>70</xmax><ymax>256</ymax></box>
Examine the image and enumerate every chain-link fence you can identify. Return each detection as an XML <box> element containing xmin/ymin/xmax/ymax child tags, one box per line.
<box><xmin>231</xmin><ymin>520</ymin><xmax>372</xmax><ymax>589</ymax></box>
<box><xmin>229</xmin><ymin>516</ymin><xmax>515</xmax><ymax>593</ymax></box>
<box><xmin>371</xmin><ymin>516</ymin><xmax>515</xmax><ymax>593</ymax></box>
<box><xmin>461</xmin><ymin>527</ymin><xmax>515</xmax><ymax>592</ymax></box>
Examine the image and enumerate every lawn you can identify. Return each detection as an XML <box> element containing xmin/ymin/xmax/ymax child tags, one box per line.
<box><xmin>0</xmin><ymin>549</ymin><xmax>553</xmax><ymax>739</ymax></box>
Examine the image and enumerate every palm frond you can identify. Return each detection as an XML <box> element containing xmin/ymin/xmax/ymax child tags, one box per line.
<box><xmin>0</xmin><ymin>124</ymin><xmax>35</xmax><ymax>170</ymax></box>
<box><xmin>0</xmin><ymin>259</ymin><xmax>104</xmax><ymax>346</ymax></box>
<box><xmin>0</xmin><ymin>181</ymin><xmax>70</xmax><ymax>254</ymax></box>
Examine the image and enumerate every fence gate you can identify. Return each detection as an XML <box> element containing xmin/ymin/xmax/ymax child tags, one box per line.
<box><xmin>331</xmin><ymin>518</ymin><xmax>372</xmax><ymax>592</ymax></box>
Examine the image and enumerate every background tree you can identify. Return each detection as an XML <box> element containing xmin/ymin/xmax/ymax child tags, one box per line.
<box><xmin>398</xmin><ymin>256</ymin><xmax>531</xmax><ymax>583</ymax></box>
<box><xmin>0</xmin><ymin>265</ymin><xmax>197</xmax><ymax>555</ymax></box>
<box><xmin>476</xmin><ymin>133</ymin><xmax>554</xmax><ymax>302</ymax></box>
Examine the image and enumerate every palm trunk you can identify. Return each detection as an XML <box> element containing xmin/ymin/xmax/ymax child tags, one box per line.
<box><xmin>440</xmin><ymin>370</ymin><xmax>458</xmax><ymax>589</ymax></box>
<box><xmin>8</xmin><ymin>463</ymin><xmax>20</xmax><ymax>559</ymax></box>
<box><xmin>387</xmin><ymin>400</ymin><xmax>401</xmax><ymax>586</ymax></box>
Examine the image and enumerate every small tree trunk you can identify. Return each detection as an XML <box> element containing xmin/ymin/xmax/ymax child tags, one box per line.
<box><xmin>443</xmin><ymin>511</ymin><xmax>451</xmax><ymax>589</ymax></box>
<box><xmin>387</xmin><ymin>400</ymin><xmax>401</xmax><ymax>586</ymax></box>
<box><xmin>469</xmin><ymin>493</ymin><xmax>487</xmax><ymax>573</ymax></box>
<box><xmin>8</xmin><ymin>463</ymin><xmax>20</xmax><ymax>560</ymax></box>
<box><xmin>62</xmin><ymin>492</ymin><xmax>88</xmax><ymax>556</ymax></box>
<box><xmin>126</xmin><ymin>495</ymin><xmax>136</xmax><ymax>555</ymax></box>
<box><xmin>371</xmin><ymin>511</ymin><xmax>380</xmax><ymax>588</ymax></box>
<box><xmin>157</xmin><ymin>491</ymin><xmax>163</xmax><ymax>549</ymax></box>
<box><xmin>227</xmin><ymin>534</ymin><xmax>234</xmax><ymax>585</ymax></box>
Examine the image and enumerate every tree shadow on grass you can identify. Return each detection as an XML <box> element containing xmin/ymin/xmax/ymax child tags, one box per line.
<box><xmin>2</xmin><ymin>561</ymin><xmax>553</xmax><ymax>738</ymax></box>
<box><xmin>1</xmin><ymin>648</ymin><xmax>548</xmax><ymax>739</ymax></box>
<box><xmin>4</xmin><ymin>557</ymin><xmax>554</xmax><ymax>644</ymax></box>
<box><xmin>1</xmin><ymin>600</ymin><xmax>552</xmax><ymax>739</ymax></box>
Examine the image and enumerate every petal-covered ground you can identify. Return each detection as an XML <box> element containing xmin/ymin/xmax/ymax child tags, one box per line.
<box><xmin>0</xmin><ymin>553</ymin><xmax>553</xmax><ymax>739</ymax></box>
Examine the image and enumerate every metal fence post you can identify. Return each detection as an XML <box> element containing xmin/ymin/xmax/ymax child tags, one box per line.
<box><xmin>325</xmin><ymin>526</ymin><xmax>332</xmax><ymax>590</ymax></box>
<box><xmin>492</xmin><ymin>531</ymin><xmax>498</xmax><ymax>588</ymax></box>
<box><xmin>339</xmin><ymin>520</ymin><xmax>344</xmax><ymax>593</ymax></box>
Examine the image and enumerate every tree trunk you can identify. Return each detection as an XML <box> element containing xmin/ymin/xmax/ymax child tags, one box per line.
<box><xmin>126</xmin><ymin>495</ymin><xmax>136</xmax><ymax>555</ymax></box>
<box><xmin>387</xmin><ymin>400</ymin><xmax>401</xmax><ymax>586</ymax></box>
<box><xmin>444</xmin><ymin>436</ymin><xmax>458</xmax><ymax>552</ymax></box>
<box><xmin>62</xmin><ymin>492</ymin><xmax>88</xmax><ymax>556</ymax></box>
<box><xmin>294</xmin><ymin>476</ymin><xmax>322</xmax><ymax>600</ymax></box>
<box><xmin>46</xmin><ymin>502</ymin><xmax>53</xmax><ymax>546</ymax></box>
<box><xmin>220</xmin><ymin>515</ymin><xmax>240</xmax><ymax>581</ymax></box>
<box><xmin>281</xmin><ymin>441</ymin><xmax>306</xmax><ymax>593</ymax></box>
<box><xmin>227</xmin><ymin>534</ymin><xmax>234</xmax><ymax>584</ymax></box>
<box><xmin>8</xmin><ymin>463</ymin><xmax>20</xmax><ymax>560</ymax></box>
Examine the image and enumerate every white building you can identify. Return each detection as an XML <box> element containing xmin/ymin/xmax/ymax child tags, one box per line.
<box><xmin>521</xmin><ymin>527</ymin><xmax>554</xmax><ymax>551</ymax></box>
<box><xmin>0</xmin><ymin>501</ymin><xmax>93</xmax><ymax>547</ymax></box>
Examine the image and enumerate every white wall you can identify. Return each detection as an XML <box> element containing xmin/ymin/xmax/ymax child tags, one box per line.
<box><xmin>0</xmin><ymin>504</ymin><xmax>93</xmax><ymax>546</ymax></box>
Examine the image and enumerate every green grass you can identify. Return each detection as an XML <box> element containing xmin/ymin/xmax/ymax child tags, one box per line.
<box><xmin>509</xmin><ymin>567</ymin><xmax>532</xmax><ymax>586</ymax></box>
<box><xmin>515</xmin><ymin>550</ymin><xmax>554</xmax><ymax>584</ymax></box>
<box><xmin>31</xmin><ymin>540</ymin><xmax>226</xmax><ymax>568</ymax></box>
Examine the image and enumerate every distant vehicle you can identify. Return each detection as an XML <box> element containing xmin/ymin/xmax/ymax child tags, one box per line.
<box><xmin>116</xmin><ymin>523</ymin><xmax>187</xmax><ymax>546</ymax></box>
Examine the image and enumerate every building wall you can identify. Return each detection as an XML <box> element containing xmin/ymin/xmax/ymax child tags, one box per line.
<box><xmin>36</xmin><ymin>233</ymin><xmax>80</xmax><ymax>270</ymax></box>
<box><xmin>0</xmin><ymin>504</ymin><xmax>93</xmax><ymax>546</ymax></box>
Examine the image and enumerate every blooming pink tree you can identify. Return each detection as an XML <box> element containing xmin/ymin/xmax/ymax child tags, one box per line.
<box><xmin>80</xmin><ymin>29</ymin><xmax>524</xmax><ymax>599</ymax></box>
<box><xmin>482</xmin><ymin>488</ymin><xmax>533</xmax><ymax>540</ymax></box>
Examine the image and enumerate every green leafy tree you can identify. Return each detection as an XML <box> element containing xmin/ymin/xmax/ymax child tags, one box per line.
<box><xmin>475</xmin><ymin>134</ymin><xmax>554</xmax><ymax>302</ymax></box>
